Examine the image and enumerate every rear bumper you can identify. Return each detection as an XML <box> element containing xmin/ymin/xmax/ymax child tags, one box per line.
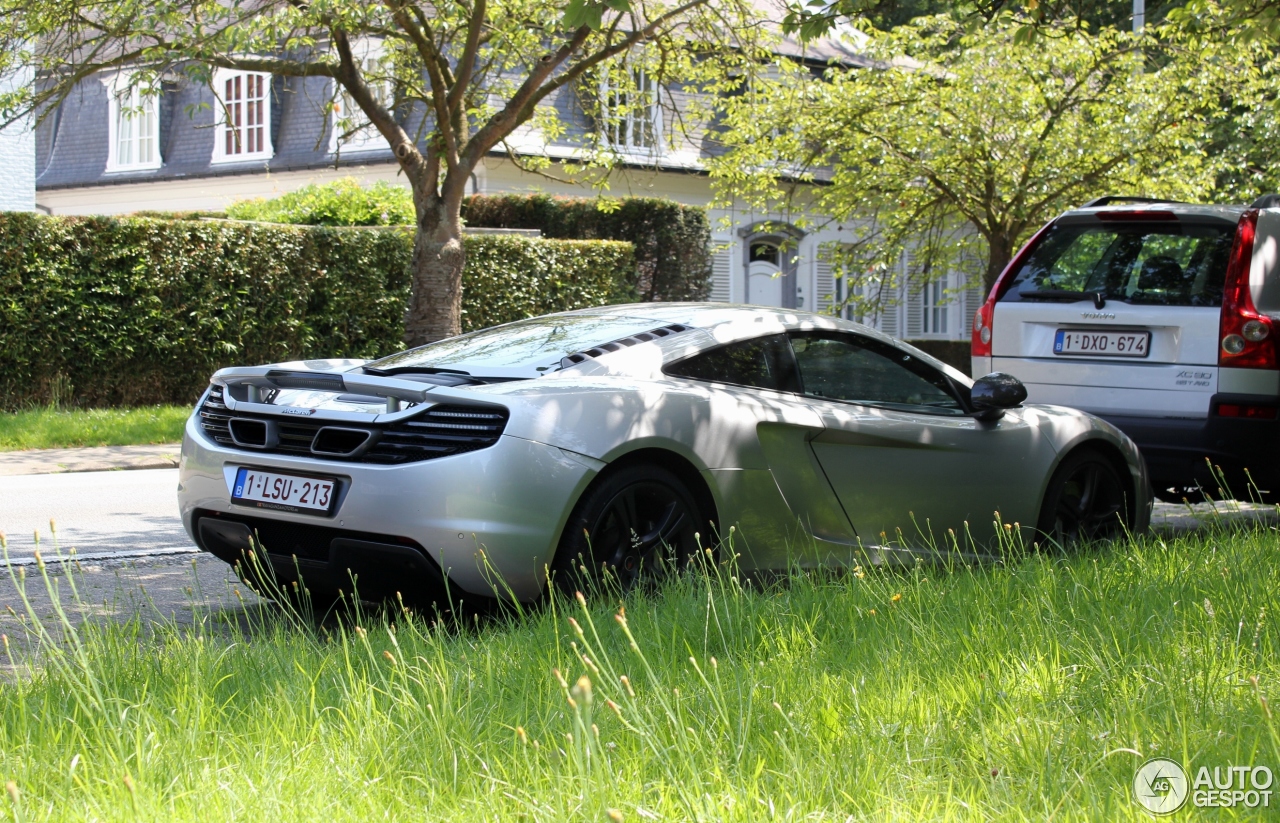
<box><xmin>1099</xmin><ymin>392</ymin><xmax>1280</xmax><ymax>497</ymax></box>
<box><xmin>178</xmin><ymin>414</ymin><xmax>595</xmax><ymax>603</ymax></box>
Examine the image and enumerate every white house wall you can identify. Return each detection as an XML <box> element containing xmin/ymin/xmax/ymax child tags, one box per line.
<box><xmin>482</xmin><ymin>158</ymin><xmax>850</xmax><ymax>314</ymax></box>
<box><xmin>35</xmin><ymin>162</ymin><xmax>455</xmax><ymax>215</ymax></box>
<box><xmin>36</xmin><ymin>153</ymin><xmax>975</xmax><ymax>344</ymax></box>
<box><xmin>0</xmin><ymin>66</ymin><xmax>36</xmax><ymax>212</ymax></box>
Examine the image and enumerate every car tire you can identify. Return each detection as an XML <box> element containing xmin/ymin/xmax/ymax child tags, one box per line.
<box><xmin>552</xmin><ymin>464</ymin><xmax>704</xmax><ymax>595</ymax></box>
<box><xmin>1035</xmin><ymin>449</ymin><xmax>1131</xmax><ymax>548</ymax></box>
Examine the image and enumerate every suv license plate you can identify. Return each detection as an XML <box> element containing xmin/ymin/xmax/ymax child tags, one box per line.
<box><xmin>231</xmin><ymin>467</ymin><xmax>337</xmax><ymax>514</ymax></box>
<box><xmin>1053</xmin><ymin>329</ymin><xmax>1151</xmax><ymax>358</ymax></box>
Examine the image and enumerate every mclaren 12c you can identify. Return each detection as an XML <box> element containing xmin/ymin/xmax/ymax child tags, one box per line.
<box><xmin>177</xmin><ymin>303</ymin><xmax>1152</xmax><ymax>604</ymax></box>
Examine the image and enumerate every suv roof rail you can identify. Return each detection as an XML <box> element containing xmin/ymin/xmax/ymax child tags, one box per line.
<box><xmin>1250</xmin><ymin>194</ymin><xmax>1280</xmax><ymax>209</ymax></box>
<box><xmin>1081</xmin><ymin>196</ymin><xmax>1185</xmax><ymax>208</ymax></box>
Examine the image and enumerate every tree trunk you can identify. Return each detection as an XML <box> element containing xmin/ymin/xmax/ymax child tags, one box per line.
<box><xmin>984</xmin><ymin>234</ymin><xmax>1016</xmax><ymax>293</ymax></box>
<box><xmin>404</xmin><ymin>190</ymin><xmax>467</xmax><ymax>347</ymax></box>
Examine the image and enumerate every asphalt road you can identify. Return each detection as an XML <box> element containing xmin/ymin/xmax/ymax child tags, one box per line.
<box><xmin>0</xmin><ymin>467</ymin><xmax>1268</xmax><ymax>566</ymax></box>
<box><xmin>0</xmin><ymin>468</ymin><xmax>192</xmax><ymax>561</ymax></box>
<box><xmin>0</xmin><ymin>469</ymin><xmax>255</xmax><ymax>668</ymax></box>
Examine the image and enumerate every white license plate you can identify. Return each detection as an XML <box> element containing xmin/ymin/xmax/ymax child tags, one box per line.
<box><xmin>231</xmin><ymin>467</ymin><xmax>337</xmax><ymax>514</ymax></box>
<box><xmin>1053</xmin><ymin>329</ymin><xmax>1151</xmax><ymax>358</ymax></box>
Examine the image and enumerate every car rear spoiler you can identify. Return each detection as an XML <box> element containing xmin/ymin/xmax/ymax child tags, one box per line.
<box><xmin>212</xmin><ymin>366</ymin><xmax>436</xmax><ymax>411</ymax></box>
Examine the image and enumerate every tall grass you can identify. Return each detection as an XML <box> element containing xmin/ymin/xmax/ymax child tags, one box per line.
<box><xmin>0</xmin><ymin>406</ymin><xmax>188</xmax><ymax>451</ymax></box>
<box><xmin>0</xmin><ymin>521</ymin><xmax>1276</xmax><ymax>821</ymax></box>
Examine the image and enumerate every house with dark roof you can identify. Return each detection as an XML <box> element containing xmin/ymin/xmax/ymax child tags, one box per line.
<box><xmin>31</xmin><ymin>27</ymin><xmax>978</xmax><ymax>355</ymax></box>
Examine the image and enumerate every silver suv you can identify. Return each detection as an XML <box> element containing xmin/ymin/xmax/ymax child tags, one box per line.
<box><xmin>972</xmin><ymin>195</ymin><xmax>1280</xmax><ymax>502</ymax></box>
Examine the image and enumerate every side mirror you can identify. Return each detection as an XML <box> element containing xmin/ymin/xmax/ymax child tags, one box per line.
<box><xmin>970</xmin><ymin>372</ymin><xmax>1028</xmax><ymax>421</ymax></box>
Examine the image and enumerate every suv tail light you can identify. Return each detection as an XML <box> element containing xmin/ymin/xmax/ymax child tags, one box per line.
<box><xmin>1218</xmin><ymin>210</ymin><xmax>1274</xmax><ymax>370</ymax></box>
<box><xmin>972</xmin><ymin>222</ymin><xmax>1057</xmax><ymax>358</ymax></box>
<box><xmin>1216</xmin><ymin>402</ymin><xmax>1278</xmax><ymax>419</ymax></box>
<box><xmin>972</xmin><ymin>301</ymin><xmax>994</xmax><ymax>357</ymax></box>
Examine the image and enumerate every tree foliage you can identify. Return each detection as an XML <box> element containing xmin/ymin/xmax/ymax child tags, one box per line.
<box><xmin>0</xmin><ymin>0</ymin><xmax>763</xmax><ymax>344</ymax></box>
<box><xmin>710</xmin><ymin>14</ymin><xmax>1268</xmax><ymax>318</ymax></box>
<box><xmin>779</xmin><ymin>1</ymin><xmax>1193</xmax><ymax>42</ymax></box>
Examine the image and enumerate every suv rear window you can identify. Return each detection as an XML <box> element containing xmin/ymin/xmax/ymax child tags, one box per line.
<box><xmin>1001</xmin><ymin>222</ymin><xmax>1235</xmax><ymax>307</ymax></box>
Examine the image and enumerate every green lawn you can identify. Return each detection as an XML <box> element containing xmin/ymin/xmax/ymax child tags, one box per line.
<box><xmin>0</xmin><ymin>406</ymin><xmax>189</xmax><ymax>451</ymax></box>
<box><xmin>1</xmin><ymin>524</ymin><xmax>1277</xmax><ymax>821</ymax></box>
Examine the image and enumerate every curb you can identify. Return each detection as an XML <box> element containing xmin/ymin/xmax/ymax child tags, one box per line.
<box><xmin>0</xmin><ymin>444</ymin><xmax>182</xmax><ymax>477</ymax></box>
<box><xmin>2</xmin><ymin>547</ymin><xmax>199</xmax><ymax>568</ymax></box>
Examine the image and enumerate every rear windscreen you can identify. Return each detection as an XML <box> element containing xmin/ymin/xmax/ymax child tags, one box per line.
<box><xmin>1001</xmin><ymin>221</ymin><xmax>1236</xmax><ymax>307</ymax></box>
<box><xmin>366</xmin><ymin>314</ymin><xmax>671</xmax><ymax>374</ymax></box>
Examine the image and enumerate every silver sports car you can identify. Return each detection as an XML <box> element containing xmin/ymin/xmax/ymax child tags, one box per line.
<box><xmin>177</xmin><ymin>303</ymin><xmax>1152</xmax><ymax>604</ymax></box>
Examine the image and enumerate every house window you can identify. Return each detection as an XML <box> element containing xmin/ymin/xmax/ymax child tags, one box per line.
<box><xmin>104</xmin><ymin>75</ymin><xmax>161</xmax><ymax>172</ymax></box>
<box><xmin>214</xmin><ymin>69</ymin><xmax>272</xmax><ymax>162</ymax></box>
<box><xmin>921</xmin><ymin>278</ymin><xmax>949</xmax><ymax>335</ymax></box>
<box><xmin>331</xmin><ymin>46</ymin><xmax>391</xmax><ymax>154</ymax></box>
<box><xmin>599</xmin><ymin>67</ymin><xmax>661</xmax><ymax>154</ymax></box>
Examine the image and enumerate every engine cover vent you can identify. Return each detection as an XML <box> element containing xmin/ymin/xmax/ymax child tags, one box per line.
<box><xmin>559</xmin><ymin>324</ymin><xmax>693</xmax><ymax>368</ymax></box>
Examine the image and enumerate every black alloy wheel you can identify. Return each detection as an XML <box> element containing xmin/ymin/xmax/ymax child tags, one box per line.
<box><xmin>553</xmin><ymin>464</ymin><xmax>704</xmax><ymax>594</ymax></box>
<box><xmin>1036</xmin><ymin>450</ymin><xmax>1131</xmax><ymax>547</ymax></box>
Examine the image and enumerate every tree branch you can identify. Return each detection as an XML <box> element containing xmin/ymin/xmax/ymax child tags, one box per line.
<box><xmin>465</xmin><ymin>0</ymin><xmax>712</xmax><ymax>165</ymax></box>
<box><xmin>383</xmin><ymin>0</ymin><xmax>459</xmax><ymax>171</ymax></box>
<box><xmin>333</xmin><ymin>27</ymin><xmax>426</xmax><ymax>188</ymax></box>
<box><xmin>447</xmin><ymin>0</ymin><xmax>486</xmax><ymax>112</ymax></box>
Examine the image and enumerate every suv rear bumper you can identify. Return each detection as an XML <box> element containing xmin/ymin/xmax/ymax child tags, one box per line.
<box><xmin>1099</xmin><ymin>393</ymin><xmax>1280</xmax><ymax>499</ymax></box>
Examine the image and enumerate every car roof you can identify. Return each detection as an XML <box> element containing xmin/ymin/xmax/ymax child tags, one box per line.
<box><xmin>544</xmin><ymin>302</ymin><xmax>973</xmax><ymax>384</ymax></box>
<box><xmin>553</xmin><ymin>301</ymin><xmax>849</xmax><ymax>331</ymax></box>
<box><xmin>1062</xmin><ymin>203</ymin><xmax>1246</xmax><ymax>224</ymax></box>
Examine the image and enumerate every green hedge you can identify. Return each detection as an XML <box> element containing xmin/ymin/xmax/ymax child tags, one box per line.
<box><xmin>227</xmin><ymin>182</ymin><xmax>712</xmax><ymax>303</ymax></box>
<box><xmin>461</xmin><ymin>194</ymin><xmax>711</xmax><ymax>303</ymax></box>
<box><xmin>0</xmin><ymin>213</ymin><xmax>633</xmax><ymax>409</ymax></box>
<box><xmin>225</xmin><ymin>179</ymin><xmax>415</xmax><ymax>226</ymax></box>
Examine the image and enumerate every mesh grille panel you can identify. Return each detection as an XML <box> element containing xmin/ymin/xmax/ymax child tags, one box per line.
<box><xmin>198</xmin><ymin>386</ymin><xmax>509</xmax><ymax>465</ymax></box>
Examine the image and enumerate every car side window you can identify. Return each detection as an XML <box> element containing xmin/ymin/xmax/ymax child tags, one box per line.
<box><xmin>790</xmin><ymin>333</ymin><xmax>967</xmax><ymax>415</ymax></box>
<box><xmin>665</xmin><ymin>334</ymin><xmax>800</xmax><ymax>392</ymax></box>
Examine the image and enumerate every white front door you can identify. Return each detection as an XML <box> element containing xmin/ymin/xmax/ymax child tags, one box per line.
<box><xmin>745</xmin><ymin>237</ymin><xmax>795</xmax><ymax>308</ymax></box>
<box><xmin>748</xmin><ymin>260</ymin><xmax>784</xmax><ymax>306</ymax></box>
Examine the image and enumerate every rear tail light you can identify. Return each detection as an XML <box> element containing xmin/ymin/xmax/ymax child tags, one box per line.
<box><xmin>1216</xmin><ymin>403</ymin><xmax>1278</xmax><ymax>419</ymax></box>
<box><xmin>972</xmin><ymin>302</ymin><xmax>994</xmax><ymax>357</ymax></box>
<box><xmin>971</xmin><ymin>221</ymin><xmax>1058</xmax><ymax>358</ymax></box>
<box><xmin>1218</xmin><ymin>210</ymin><xmax>1274</xmax><ymax>370</ymax></box>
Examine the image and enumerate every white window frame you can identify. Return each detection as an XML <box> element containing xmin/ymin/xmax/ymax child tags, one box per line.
<box><xmin>212</xmin><ymin>68</ymin><xmax>273</xmax><ymax>164</ymax></box>
<box><xmin>103</xmin><ymin>72</ymin><xmax>161</xmax><ymax>173</ymax></box>
<box><xmin>916</xmin><ymin>273</ymin><xmax>966</xmax><ymax>340</ymax></box>
<box><xmin>330</xmin><ymin>41</ymin><xmax>391</xmax><ymax>154</ymax></box>
<box><xmin>599</xmin><ymin>65</ymin><xmax>662</xmax><ymax>157</ymax></box>
<box><xmin>920</xmin><ymin>278</ymin><xmax>947</xmax><ymax>336</ymax></box>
